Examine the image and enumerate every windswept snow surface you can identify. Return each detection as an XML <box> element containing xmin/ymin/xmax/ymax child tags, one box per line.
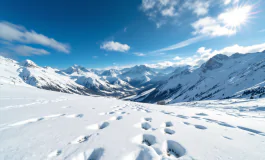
<box><xmin>0</xmin><ymin>84</ymin><xmax>265</xmax><ymax>160</ymax></box>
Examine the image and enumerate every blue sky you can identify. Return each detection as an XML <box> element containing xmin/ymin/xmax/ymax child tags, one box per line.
<box><xmin>0</xmin><ymin>0</ymin><xmax>265</xmax><ymax>69</ymax></box>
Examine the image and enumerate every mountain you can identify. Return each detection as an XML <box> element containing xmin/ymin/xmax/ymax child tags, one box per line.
<box><xmin>0</xmin><ymin>57</ymin><xmax>94</xmax><ymax>95</ymax></box>
<box><xmin>119</xmin><ymin>65</ymin><xmax>158</xmax><ymax>86</ymax></box>
<box><xmin>134</xmin><ymin>51</ymin><xmax>265</xmax><ymax>104</ymax></box>
<box><xmin>2</xmin><ymin>51</ymin><xmax>264</xmax><ymax>103</ymax></box>
<box><xmin>0</xmin><ymin>57</ymin><xmax>139</xmax><ymax>98</ymax></box>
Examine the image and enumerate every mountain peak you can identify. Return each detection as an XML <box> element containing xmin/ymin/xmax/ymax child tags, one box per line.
<box><xmin>20</xmin><ymin>59</ymin><xmax>38</xmax><ymax>68</ymax></box>
<box><xmin>202</xmin><ymin>54</ymin><xmax>229</xmax><ymax>71</ymax></box>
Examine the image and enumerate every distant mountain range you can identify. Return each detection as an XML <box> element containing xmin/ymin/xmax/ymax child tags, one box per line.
<box><xmin>1</xmin><ymin>50</ymin><xmax>265</xmax><ymax>103</ymax></box>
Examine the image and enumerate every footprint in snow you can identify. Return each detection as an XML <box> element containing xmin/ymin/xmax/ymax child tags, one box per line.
<box><xmin>87</xmin><ymin>121</ymin><xmax>110</xmax><ymax>130</ymax></box>
<box><xmin>163</xmin><ymin>128</ymin><xmax>176</xmax><ymax>135</ymax></box>
<box><xmin>176</xmin><ymin>114</ymin><xmax>189</xmax><ymax>119</ymax></box>
<box><xmin>132</xmin><ymin>134</ymin><xmax>157</xmax><ymax>146</ymax></box>
<box><xmin>162</xmin><ymin>140</ymin><xmax>186</xmax><ymax>158</ymax></box>
<box><xmin>72</xmin><ymin>148</ymin><xmax>104</xmax><ymax>160</ymax></box>
<box><xmin>183</xmin><ymin>122</ymin><xmax>191</xmax><ymax>125</ymax></box>
<box><xmin>134</xmin><ymin>122</ymin><xmax>152</xmax><ymax>130</ymax></box>
<box><xmin>161</xmin><ymin>121</ymin><xmax>173</xmax><ymax>128</ymax></box>
<box><xmin>65</xmin><ymin>114</ymin><xmax>83</xmax><ymax>118</ymax></box>
<box><xmin>196</xmin><ymin>113</ymin><xmax>208</xmax><ymax>116</ymax></box>
<box><xmin>47</xmin><ymin>150</ymin><xmax>62</xmax><ymax>158</ymax></box>
<box><xmin>109</xmin><ymin>116</ymin><xmax>123</xmax><ymax>121</ymax></box>
<box><xmin>143</xmin><ymin>117</ymin><xmax>152</xmax><ymax>122</ymax></box>
<box><xmin>194</xmin><ymin>124</ymin><xmax>207</xmax><ymax>130</ymax></box>
<box><xmin>223</xmin><ymin>136</ymin><xmax>233</xmax><ymax>140</ymax></box>
<box><xmin>70</xmin><ymin>135</ymin><xmax>91</xmax><ymax>144</ymax></box>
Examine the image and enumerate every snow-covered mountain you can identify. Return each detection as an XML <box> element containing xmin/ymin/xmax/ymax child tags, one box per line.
<box><xmin>134</xmin><ymin>51</ymin><xmax>265</xmax><ymax>104</ymax></box>
<box><xmin>119</xmin><ymin>65</ymin><xmax>159</xmax><ymax>86</ymax></box>
<box><xmin>0</xmin><ymin>57</ymin><xmax>93</xmax><ymax>95</ymax></box>
<box><xmin>1</xmin><ymin>51</ymin><xmax>265</xmax><ymax>103</ymax></box>
<box><xmin>0</xmin><ymin>57</ymin><xmax>139</xmax><ymax>97</ymax></box>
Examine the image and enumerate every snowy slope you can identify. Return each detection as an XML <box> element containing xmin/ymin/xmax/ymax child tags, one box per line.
<box><xmin>0</xmin><ymin>57</ymin><xmax>93</xmax><ymax>95</ymax></box>
<box><xmin>137</xmin><ymin>51</ymin><xmax>265</xmax><ymax>103</ymax></box>
<box><xmin>0</xmin><ymin>83</ymin><xmax>265</xmax><ymax>160</ymax></box>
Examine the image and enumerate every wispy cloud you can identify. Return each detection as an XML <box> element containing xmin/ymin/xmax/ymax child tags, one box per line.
<box><xmin>100</xmin><ymin>41</ymin><xmax>130</xmax><ymax>52</ymax></box>
<box><xmin>151</xmin><ymin>36</ymin><xmax>204</xmax><ymax>53</ymax></box>
<box><xmin>133</xmin><ymin>52</ymin><xmax>146</xmax><ymax>56</ymax></box>
<box><xmin>11</xmin><ymin>45</ymin><xmax>50</xmax><ymax>56</ymax></box>
<box><xmin>0</xmin><ymin>21</ymin><xmax>70</xmax><ymax>53</ymax></box>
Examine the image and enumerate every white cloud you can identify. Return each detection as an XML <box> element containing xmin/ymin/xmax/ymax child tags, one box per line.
<box><xmin>192</xmin><ymin>17</ymin><xmax>236</xmax><ymax>37</ymax></box>
<box><xmin>184</xmin><ymin>0</ymin><xmax>210</xmax><ymax>16</ymax></box>
<box><xmin>151</xmin><ymin>36</ymin><xmax>204</xmax><ymax>53</ymax></box>
<box><xmin>11</xmin><ymin>45</ymin><xmax>50</xmax><ymax>56</ymax></box>
<box><xmin>177</xmin><ymin>42</ymin><xmax>265</xmax><ymax>66</ymax></box>
<box><xmin>140</xmin><ymin>0</ymin><xmax>179</xmax><ymax>27</ymax></box>
<box><xmin>173</xmin><ymin>56</ymin><xmax>182</xmax><ymax>60</ymax></box>
<box><xmin>212</xmin><ymin>43</ymin><xmax>265</xmax><ymax>56</ymax></box>
<box><xmin>161</xmin><ymin>7</ymin><xmax>177</xmax><ymax>17</ymax></box>
<box><xmin>150</xmin><ymin>42</ymin><xmax>265</xmax><ymax>68</ymax></box>
<box><xmin>192</xmin><ymin>5</ymin><xmax>252</xmax><ymax>37</ymax></box>
<box><xmin>224</xmin><ymin>0</ymin><xmax>239</xmax><ymax>5</ymax></box>
<box><xmin>259</xmin><ymin>29</ymin><xmax>265</xmax><ymax>33</ymax></box>
<box><xmin>141</xmin><ymin>0</ymin><xmax>156</xmax><ymax>10</ymax></box>
<box><xmin>134</xmin><ymin>52</ymin><xmax>146</xmax><ymax>56</ymax></box>
<box><xmin>0</xmin><ymin>22</ymin><xmax>70</xmax><ymax>53</ymax></box>
<box><xmin>100</xmin><ymin>41</ymin><xmax>130</xmax><ymax>52</ymax></box>
<box><xmin>92</xmin><ymin>56</ymin><xmax>98</xmax><ymax>59</ymax></box>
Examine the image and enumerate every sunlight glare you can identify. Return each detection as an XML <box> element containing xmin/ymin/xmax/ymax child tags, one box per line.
<box><xmin>219</xmin><ymin>5</ymin><xmax>252</xmax><ymax>29</ymax></box>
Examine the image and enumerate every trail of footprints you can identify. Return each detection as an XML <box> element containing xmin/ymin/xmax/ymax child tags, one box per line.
<box><xmin>56</xmin><ymin>105</ymin><xmax>129</xmax><ymax>159</ymax></box>
<box><xmin>47</xmin><ymin>104</ymin><xmax>264</xmax><ymax>159</ymax></box>
<box><xmin>131</xmin><ymin>117</ymin><xmax>187</xmax><ymax>159</ymax></box>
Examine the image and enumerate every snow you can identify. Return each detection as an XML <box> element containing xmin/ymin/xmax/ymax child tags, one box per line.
<box><xmin>0</xmin><ymin>83</ymin><xmax>265</xmax><ymax>160</ymax></box>
<box><xmin>138</xmin><ymin>52</ymin><xmax>265</xmax><ymax>103</ymax></box>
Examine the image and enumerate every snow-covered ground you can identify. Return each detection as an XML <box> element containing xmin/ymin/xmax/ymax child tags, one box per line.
<box><xmin>0</xmin><ymin>84</ymin><xmax>265</xmax><ymax>160</ymax></box>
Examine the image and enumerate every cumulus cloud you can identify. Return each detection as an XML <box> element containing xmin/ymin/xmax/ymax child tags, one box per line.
<box><xmin>173</xmin><ymin>56</ymin><xmax>182</xmax><ymax>60</ymax></box>
<box><xmin>192</xmin><ymin>17</ymin><xmax>236</xmax><ymax>37</ymax></box>
<box><xmin>184</xmin><ymin>0</ymin><xmax>210</xmax><ymax>16</ymax></box>
<box><xmin>140</xmin><ymin>0</ymin><xmax>214</xmax><ymax>27</ymax></box>
<box><xmin>211</xmin><ymin>43</ymin><xmax>265</xmax><ymax>56</ymax></box>
<box><xmin>140</xmin><ymin>0</ymin><xmax>179</xmax><ymax>27</ymax></box>
<box><xmin>100</xmin><ymin>41</ymin><xmax>130</xmax><ymax>52</ymax></box>
<box><xmin>161</xmin><ymin>7</ymin><xmax>178</xmax><ymax>17</ymax></box>
<box><xmin>149</xmin><ymin>42</ymin><xmax>265</xmax><ymax>68</ymax></box>
<box><xmin>192</xmin><ymin>5</ymin><xmax>252</xmax><ymax>37</ymax></box>
<box><xmin>176</xmin><ymin>42</ymin><xmax>265</xmax><ymax>66</ymax></box>
<box><xmin>0</xmin><ymin>22</ymin><xmax>70</xmax><ymax>53</ymax></box>
<box><xmin>134</xmin><ymin>52</ymin><xmax>146</xmax><ymax>56</ymax></box>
